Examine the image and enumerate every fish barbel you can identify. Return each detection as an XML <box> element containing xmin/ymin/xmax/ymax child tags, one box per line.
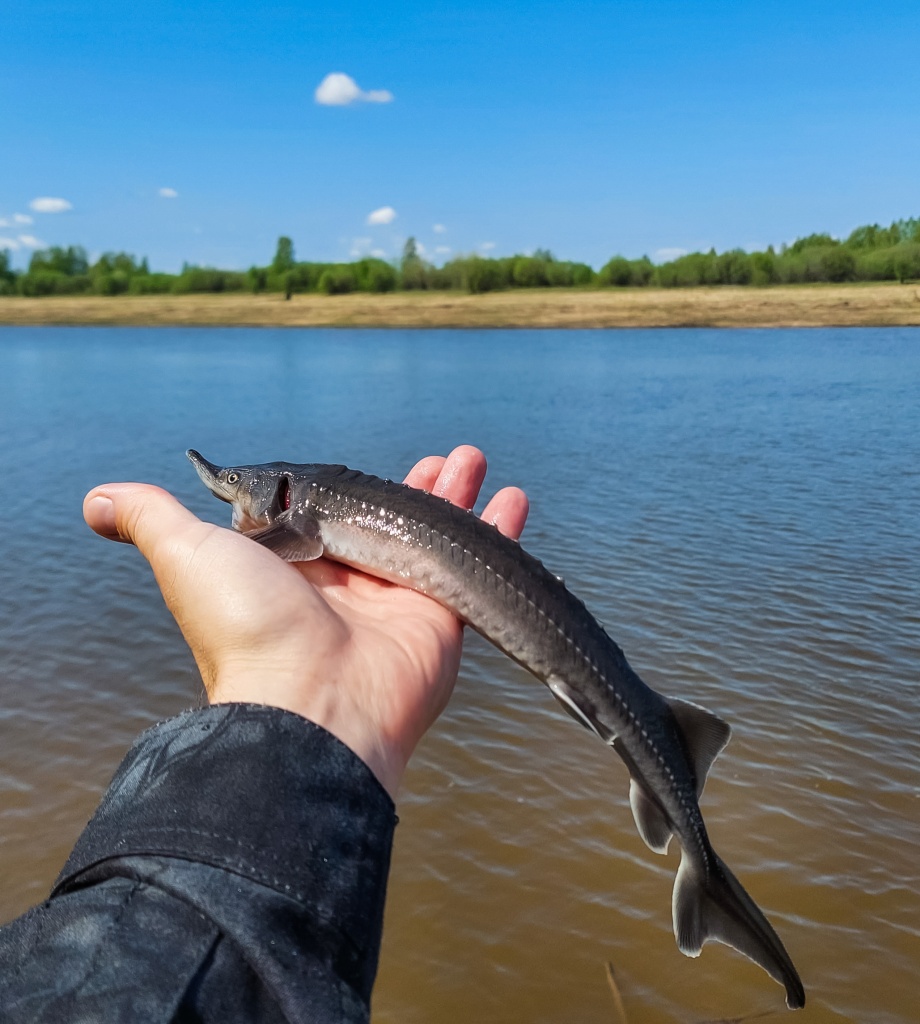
<box><xmin>188</xmin><ymin>449</ymin><xmax>805</xmax><ymax>1009</ymax></box>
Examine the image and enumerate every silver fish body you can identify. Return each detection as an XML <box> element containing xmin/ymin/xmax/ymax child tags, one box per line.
<box><xmin>188</xmin><ymin>450</ymin><xmax>805</xmax><ymax>1009</ymax></box>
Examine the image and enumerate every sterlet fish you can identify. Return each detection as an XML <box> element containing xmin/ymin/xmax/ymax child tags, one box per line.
<box><xmin>188</xmin><ymin>449</ymin><xmax>805</xmax><ymax>1010</ymax></box>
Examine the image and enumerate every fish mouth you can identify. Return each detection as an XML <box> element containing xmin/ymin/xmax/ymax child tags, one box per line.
<box><xmin>186</xmin><ymin>449</ymin><xmax>235</xmax><ymax>504</ymax></box>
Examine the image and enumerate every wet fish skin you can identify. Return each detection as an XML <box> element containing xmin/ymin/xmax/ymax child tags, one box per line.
<box><xmin>187</xmin><ymin>449</ymin><xmax>805</xmax><ymax>1010</ymax></box>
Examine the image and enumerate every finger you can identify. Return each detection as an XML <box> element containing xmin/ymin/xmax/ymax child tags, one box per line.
<box><xmin>403</xmin><ymin>455</ymin><xmax>446</xmax><ymax>491</ymax></box>
<box><xmin>480</xmin><ymin>486</ymin><xmax>529</xmax><ymax>540</ymax></box>
<box><xmin>84</xmin><ymin>483</ymin><xmax>210</xmax><ymax>561</ymax></box>
<box><xmin>432</xmin><ymin>445</ymin><xmax>487</xmax><ymax>509</ymax></box>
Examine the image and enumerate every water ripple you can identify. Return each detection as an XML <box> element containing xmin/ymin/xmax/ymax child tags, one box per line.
<box><xmin>1</xmin><ymin>327</ymin><xmax>918</xmax><ymax>1022</ymax></box>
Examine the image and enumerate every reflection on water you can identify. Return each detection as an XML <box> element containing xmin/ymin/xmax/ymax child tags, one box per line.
<box><xmin>1</xmin><ymin>326</ymin><xmax>918</xmax><ymax>1023</ymax></box>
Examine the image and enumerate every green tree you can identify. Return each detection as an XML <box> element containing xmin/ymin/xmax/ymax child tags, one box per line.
<box><xmin>512</xmin><ymin>256</ymin><xmax>548</xmax><ymax>287</ymax></box>
<box><xmin>272</xmin><ymin>236</ymin><xmax>295</xmax><ymax>273</ymax></box>
<box><xmin>465</xmin><ymin>257</ymin><xmax>503</xmax><ymax>294</ymax></box>
<box><xmin>598</xmin><ymin>256</ymin><xmax>633</xmax><ymax>287</ymax></box>
<box><xmin>788</xmin><ymin>233</ymin><xmax>837</xmax><ymax>255</ymax></box>
<box><xmin>29</xmin><ymin>245</ymin><xmax>89</xmax><ymax>276</ymax></box>
<box><xmin>0</xmin><ymin>249</ymin><xmax>13</xmax><ymax>281</ymax></box>
<box><xmin>247</xmin><ymin>266</ymin><xmax>267</xmax><ymax>293</ymax></box>
<box><xmin>353</xmin><ymin>258</ymin><xmax>397</xmax><ymax>293</ymax></box>
<box><xmin>400</xmin><ymin>237</ymin><xmax>427</xmax><ymax>289</ymax></box>
<box><xmin>716</xmin><ymin>249</ymin><xmax>752</xmax><ymax>285</ymax></box>
<box><xmin>0</xmin><ymin>248</ymin><xmax>16</xmax><ymax>294</ymax></box>
<box><xmin>818</xmin><ymin>247</ymin><xmax>856</xmax><ymax>283</ymax></box>
<box><xmin>893</xmin><ymin>244</ymin><xmax>920</xmax><ymax>282</ymax></box>
<box><xmin>318</xmin><ymin>266</ymin><xmax>355</xmax><ymax>295</ymax></box>
<box><xmin>750</xmin><ymin>248</ymin><xmax>776</xmax><ymax>286</ymax></box>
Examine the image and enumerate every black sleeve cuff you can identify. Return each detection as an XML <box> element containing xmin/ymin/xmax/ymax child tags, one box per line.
<box><xmin>52</xmin><ymin>703</ymin><xmax>397</xmax><ymax>1003</ymax></box>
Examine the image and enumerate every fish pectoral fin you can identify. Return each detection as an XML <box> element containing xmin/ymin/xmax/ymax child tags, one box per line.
<box><xmin>666</xmin><ymin>697</ymin><xmax>732</xmax><ymax>798</ymax></box>
<box><xmin>547</xmin><ymin>678</ymin><xmax>613</xmax><ymax>742</ymax></box>
<box><xmin>245</xmin><ymin>509</ymin><xmax>324</xmax><ymax>562</ymax></box>
<box><xmin>628</xmin><ymin>778</ymin><xmax>673</xmax><ymax>854</ymax></box>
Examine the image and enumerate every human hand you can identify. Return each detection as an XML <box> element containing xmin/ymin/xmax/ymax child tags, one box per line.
<box><xmin>83</xmin><ymin>446</ymin><xmax>529</xmax><ymax>799</ymax></box>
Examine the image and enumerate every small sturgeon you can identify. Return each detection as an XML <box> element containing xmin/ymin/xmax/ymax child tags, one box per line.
<box><xmin>188</xmin><ymin>449</ymin><xmax>805</xmax><ymax>1009</ymax></box>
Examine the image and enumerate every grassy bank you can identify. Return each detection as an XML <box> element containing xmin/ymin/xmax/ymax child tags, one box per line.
<box><xmin>2</xmin><ymin>282</ymin><xmax>919</xmax><ymax>329</ymax></box>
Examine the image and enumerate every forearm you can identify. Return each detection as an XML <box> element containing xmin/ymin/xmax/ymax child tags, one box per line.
<box><xmin>0</xmin><ymin>704</ymin><xmax>397</xmax><ymax>1022</ymax></box>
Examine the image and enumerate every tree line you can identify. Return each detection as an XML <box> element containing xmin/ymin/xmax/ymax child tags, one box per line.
<box><xmin>2</xmin><ymin>217</ymin><xmax>919</xmax><ymax>298</ymax></box>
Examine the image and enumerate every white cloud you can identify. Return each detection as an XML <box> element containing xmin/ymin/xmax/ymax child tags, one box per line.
<box><xmin>370</xmin><ymin>248</ymin><xmax>387</xmax><ymax>258</ymax></box>
<box><xmin>367</xmin><ymin>205</ymin><xmax>397</xmax><ymax>226</ymax></box>
<box><xmin>655</xmin><ymin>247</ymin><xmax>688</xmax><ymax>261</ymax></box>
<box><xmin>30</xmin><ymin>197</ymin><xmax>72</xmax><ymax>214</ymax></box>
<box><xmin>18</xmin><ymin>234</ymin><xmax>43</xmax><ymax>248</ymax></box>
<box><xmin>435</xmin><ymin>245</ymin><xmax>451</xmax><ymax>255</ymax></box>
<box><xmin>415</xmin><ymin>241</ymin><xmax>428</xmax><ymax>256</ymax></box>
<box><xmin>433</xmin><ymin>223</ymin><xmax>446</xmax><ymax>234</ymax></box>
<box><xmin>0</xmin><ymin>236</ymin><xmax>20</xmax><ymax>250</ymax></box>
<box><xmin>13</xmin><ymin>213</ymin><xmax>33</xmax><ymax>225</ymax></box>
<box><xmin>315</xmin><ymin>72</ymin><xmax>394</xmax><ymax>106</ymax></box>
<box><xmin>349</xmin><ymin>236</ymin><xmax>372</xmax><ymax>257</ymax></box>
<box><xmin>158</xmin><ymin>187</ymin><xmax>179</xmax><ymax>199</ymax></box>
<box><xmin>0</xmin><ymin>218</ymin><xmax>8</xmax><ymax>228</ymax></box>
<box><xmin>480</xmin><ymin>241</ymin><xmax>496</xmax><ymax>251</ymax></box>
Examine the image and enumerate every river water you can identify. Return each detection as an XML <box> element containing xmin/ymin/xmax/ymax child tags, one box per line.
<box><xmin>0</xmin><ymin>326</ymin><xmax>917</xmax><ymax>1022</ymax></box>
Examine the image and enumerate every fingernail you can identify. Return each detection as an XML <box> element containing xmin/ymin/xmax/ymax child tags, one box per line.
<box><xmin>87</xmin><ymin>495</ymin><xmax>117</xmax><ymax>535</ymax></box>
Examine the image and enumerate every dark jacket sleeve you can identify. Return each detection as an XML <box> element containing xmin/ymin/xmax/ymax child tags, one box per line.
<box><xmin>0</xmin><ymin>703</ymin><xmax>398</xmax><ymax>1023</ymax></box>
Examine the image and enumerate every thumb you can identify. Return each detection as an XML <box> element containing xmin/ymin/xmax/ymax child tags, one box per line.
<box><xmin>84</xmin><ymin>483</ymin><xmax>208</xmax><ymax>566</ymax></box>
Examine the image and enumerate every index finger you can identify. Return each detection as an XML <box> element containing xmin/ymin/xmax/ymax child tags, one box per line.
<box><xmin>403</xmin><ymin>447</ymin><xmax>529</xmax><ymax>541</ymax></box>
<box><xmin>403</xmin><ymin>446</ymin><xmax>487</xmax><ymax>508</ymax></box>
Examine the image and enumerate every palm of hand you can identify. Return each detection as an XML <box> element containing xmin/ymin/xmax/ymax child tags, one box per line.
<box><xmin>85</xmin><ymin>446</ymin><xmax>528</xmax><ymax>798</ymax></box>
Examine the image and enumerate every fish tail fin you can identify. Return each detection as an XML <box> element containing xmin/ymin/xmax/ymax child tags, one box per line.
<box><xmin>673</xmin><ymin>846</ymin><xmax>805</xmax><ymax>1010</ymax></box>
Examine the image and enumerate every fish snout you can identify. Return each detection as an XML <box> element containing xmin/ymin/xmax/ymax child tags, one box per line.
<box><xmin>186</xmin><ymin>449</ymin><xmax>236</xmax><ymax>503</ymax></box>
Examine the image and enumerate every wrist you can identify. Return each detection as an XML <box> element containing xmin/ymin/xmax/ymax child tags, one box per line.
<box><xmin>207</xmin><ymin>673</ymin><xmax>405</xmax><ymax>799</ymax></box>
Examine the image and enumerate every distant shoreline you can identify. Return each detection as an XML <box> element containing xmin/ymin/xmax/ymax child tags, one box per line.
<box><xmin>2</xmin><ymin>283</ymin><xmax>919</xmax><ymax>329</ymax></box>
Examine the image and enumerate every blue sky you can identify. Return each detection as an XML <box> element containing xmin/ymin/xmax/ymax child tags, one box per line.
<box><xmin>2</xmin><ymin>0</ymin><xmax>918</xmax><ymax>271</ymax></box>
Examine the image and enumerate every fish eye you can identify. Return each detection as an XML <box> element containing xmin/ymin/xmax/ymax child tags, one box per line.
<box><xmin>227</xmin><ymin>472</ymin><xmax>240</xmax><ymax>484</ymax></box>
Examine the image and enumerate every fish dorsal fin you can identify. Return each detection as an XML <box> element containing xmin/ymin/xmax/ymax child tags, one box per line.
<box><xmin>246</xmin><ymin>509</ymin><xmax>324</xmax><ymax>563</ymax></box>
<box><xmin>667</xmin><ymin>697</ymin><xmax>732</xmax><ymax>797</ymax></box>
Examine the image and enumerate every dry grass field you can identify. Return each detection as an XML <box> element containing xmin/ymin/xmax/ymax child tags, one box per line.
<box><xmin>2</xmin><ymin>282</ymin><xmax>920</xmax><ymax>329</ymax></box>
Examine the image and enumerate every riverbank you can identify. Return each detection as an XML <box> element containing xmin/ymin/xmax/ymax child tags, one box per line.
<box><xmin>2</xmin><ymin>282</ymin><xmax>919</xmax><ymax>328</ymax></box>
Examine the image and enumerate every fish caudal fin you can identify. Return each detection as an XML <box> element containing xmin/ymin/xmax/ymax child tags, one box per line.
<box><xmin>673</xmin><ymin>848</ymin><xmax>805</xmax><ymax>1010</ymax></box>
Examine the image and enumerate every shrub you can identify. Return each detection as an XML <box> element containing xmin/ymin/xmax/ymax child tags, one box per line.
<box><xmin>318</xmin><ymin>267</ymin><xmax>355</xmax><ymax>295</ymax></box>
<box><xmin>750</xmin><ymin>250</ymin><xmax>777</xmax><ymax>286</ymax></box>
<box><xmin>818</xmin><ymin>247</ymin><xmax>856</xmax><ymax>283</ymax></box>
<box><xmin>465</xmin><ymin>258</ymin><xmax>505</xmax><ymax>294</ymax></box>
<box><xmin>716</xmin><ymin>249</ymin><xmax>753</xmax><ymax>285</ymax></box>
<box><xmin>894</xmin><ymin>243</ymin><xmax>920</xmax><ymax>282</ymax></box>
<box><xmin>92</xmin><ymin>269</ymin><xmax>131</xmax><ymax>295</ymax></box>
<box><xmin>172</xmin><ymin>268</ymin><xmax>247</xmax><ymax>293</ymax></box>
<box><xmin>598</xmin><ymin>256</ymin><xmax>633</xmax><ymax>287</ymax></box>
<box><xmin>128</xmin><ymin>273</ymin><xmax>175</xmax><ymax>295</ymax></box>
<box><xmin>353</xmin><ymin>258</ymin><xmax>397</xmax><ymax>293</ymax></box>
<box><xmin>247</xmin><ymin>267</ymin><xmax>267</xmax><ymax>293</ymax></box>
<box><xmin>512</xmin><ymin>257</ymin><xmax>548</xmax><ymax>288</ymax></box>
<box><xmin>18</xmin><ymin>271</ymin><xmax>90</xmax><ymax>296</ymax></box>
